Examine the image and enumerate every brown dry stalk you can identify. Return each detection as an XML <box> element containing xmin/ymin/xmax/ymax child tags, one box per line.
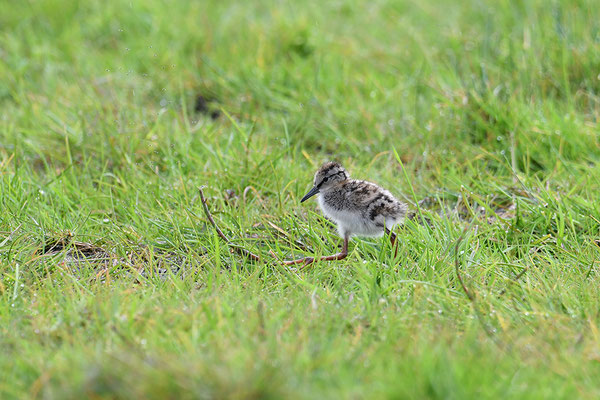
<box><xmin>198</xmin><ymin>187</ymin><xmax>260</xmax><ymax>262</ymax></box>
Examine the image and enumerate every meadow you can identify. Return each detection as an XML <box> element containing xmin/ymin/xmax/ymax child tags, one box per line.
<box><xmin>1</xmin><ymin>0</ymin><xmax>600</xmax><ymax>398</ymax></box>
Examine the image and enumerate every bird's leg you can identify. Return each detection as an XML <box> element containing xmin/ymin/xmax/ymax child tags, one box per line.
<box><xmin>386</xmin><ymin>228</ymin><xmax>398</xmax><ymax>258</ymax></box>
<box><xmin>279</xmin><ymin>235</ymin><xmax>349</xmax><ymax>267</ymax></box>
<box><xmin>315</xmin><ymin>234</ymin><xmax>349</xmax><ymax>262</ymax></box>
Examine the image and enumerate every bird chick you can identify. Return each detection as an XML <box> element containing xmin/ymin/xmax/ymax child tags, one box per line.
<box><xmin>284</xmin><ymin>161</ymin><xmax>408</xmax><ymax>266</ymax></box>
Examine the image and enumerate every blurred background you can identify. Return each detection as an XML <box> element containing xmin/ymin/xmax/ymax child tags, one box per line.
<box><xmin>2</xmin><ymin>0</ymin><xmax>599</xmax><ymax>177</ymax></box>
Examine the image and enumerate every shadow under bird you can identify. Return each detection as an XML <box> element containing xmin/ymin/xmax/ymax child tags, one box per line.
<box><xmin>283</xmin><ymin>161</ymin><xmax>408</xmax><ymax>266</ymax></box>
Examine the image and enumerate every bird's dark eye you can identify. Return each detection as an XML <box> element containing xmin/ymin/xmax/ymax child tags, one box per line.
<box><xmin>317</xmin><ymin>176</ymin><xmax>329</xmax><ymax>188</ymax></box>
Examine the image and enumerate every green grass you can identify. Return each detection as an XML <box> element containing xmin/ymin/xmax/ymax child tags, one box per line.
<box><xmin>1</xmin><ymin>0</ymin><xmax>600</xmax><ymax>398</ymax></box>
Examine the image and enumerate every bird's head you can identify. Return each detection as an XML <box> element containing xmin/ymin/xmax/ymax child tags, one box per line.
<box><xmin>301</xmin><ymin>162</ymin><xmax>349</xmax><ymax>203</ymax></box>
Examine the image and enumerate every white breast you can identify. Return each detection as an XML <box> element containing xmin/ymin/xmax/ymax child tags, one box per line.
<box><xmin>317</xmin><ymin>195</ymin><xmax>388</xmax><ymax>238</ymax></box>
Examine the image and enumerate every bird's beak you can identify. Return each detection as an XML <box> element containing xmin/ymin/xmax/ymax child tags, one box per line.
<box><xmin>300</xmin><ymin>186</ymin><xmax>320</xmax><ymax>203</ymax></box>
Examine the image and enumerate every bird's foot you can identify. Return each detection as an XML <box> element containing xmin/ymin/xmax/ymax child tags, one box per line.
<box><xmin>270</xmin><ymin>250</ymin><xmax>315</xmax><ymax>268</ymax></box>
<box><xmin>284</xmin><ymin>256</ymin><xmax>315</xmax><ymax>268</ymax></box>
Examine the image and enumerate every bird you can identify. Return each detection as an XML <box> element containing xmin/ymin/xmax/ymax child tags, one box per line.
<box><xmin>282</xmin><ymin>161</ymin><xmax>408</xmax><ymax>266</ymax></box>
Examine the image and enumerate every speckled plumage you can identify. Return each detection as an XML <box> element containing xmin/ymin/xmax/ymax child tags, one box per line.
<box><xmin>306</xmin><ymin>162</ymin><xmax>407</xmax><ymax>239</ymax></box>
<box><xmin>283</xmin><ymin>161</ymin><xmax>407</xmax><ymax>266</ymax></box>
